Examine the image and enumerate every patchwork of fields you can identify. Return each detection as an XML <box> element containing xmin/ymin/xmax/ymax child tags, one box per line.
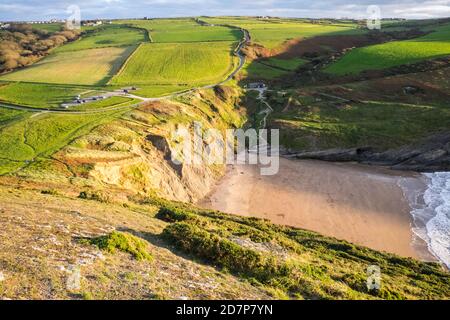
<box><xmin>0</xmin><ymin>19</ymin><xmax>244</xmax><ymax>175</ymax></box>
<box><xmin>198</xmin><ymin>16</ymin><xmax>362</xmax><ymax>80</ymax></box>
<box><xmin>2</xmin><ymin>17</ymin><xmax>450</xmax><ymax>301</ymax></box>
<box><xmin>202</xmin><ymin>17</ymin><xmax>362</xmax><ymax>48</ymax></box>
<box><xmin>1</xmin><ymin>17</ymin><xmax>450</xmax><ymax>177</ymax></box>
<box><xmin>111</xmin><ymin>42</ymin><xmax>238</xmax><ymax>86</ymax></box>
<box><xmin>325</xmin><ymin>23</ymin><xmax>450</xmax><ymax>75</ymax></box>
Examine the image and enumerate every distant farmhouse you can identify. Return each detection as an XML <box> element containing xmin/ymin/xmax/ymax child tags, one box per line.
<box><xmin>0</xmin><ymin>19</ymin><xmax>64</xmax><ymax>29</ymax></box>
<box><xmin>29</xmin><ymin>19</ymin><xmax>63</xmax><ymax>24</ymax></box>
<box><xmin>82</xmin><ymin>20</ymin><xmax>103</xmax><ymax>27</ymax></box>
<box><xmin>82</xmin><ymin>20</ymin><xmax>113</xmax><ymax>27</ymax></box>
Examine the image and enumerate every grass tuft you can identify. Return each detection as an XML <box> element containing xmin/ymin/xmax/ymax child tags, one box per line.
<box><xmin>84</xmin><ymin>231</ymin><xmax>153</xmax><ymax>262</ymax></box>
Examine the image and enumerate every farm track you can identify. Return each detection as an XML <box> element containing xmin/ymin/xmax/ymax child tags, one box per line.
<box><xmin>0</xmin><ymin>26</ymin><xmax>250</xmax><ymax>115</ymax></box>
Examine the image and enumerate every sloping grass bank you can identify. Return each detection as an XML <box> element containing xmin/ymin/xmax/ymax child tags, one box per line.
<box><xmin>156</xmin><ymin>202</ymin><xmax>450</xmax><ymax>300</ymax></box>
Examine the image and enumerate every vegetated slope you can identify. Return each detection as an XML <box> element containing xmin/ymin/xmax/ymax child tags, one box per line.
<box><xmin>0</xmin><ymin>186</ymin><xmax>269</xmax><ymax>300</ymax></box>
<box><xmin>54</xmin><ymin>25</ymin><xmax>147</xmax><ymax>52</ymax></box>
<box><xmin>118</xmin><ymin>18</ymin><xmax>241</xmax><ymax>43</ymax></box>
<box><xmin>0</xmin><ymin>79</ymin><xmax>448</xmax><ymax>300</ymax></box>
<box><xmin>325</xmin><ymin>23</ymin><xmax>450</xmax><ymax>75</ymax></box>
<box><xmin>110</xmin><ymin>42</ymin><xmax>237</xmax><ymax>86</ymax></box>
<box><xmin>241</xmin><ymin>57</ymin><xmax>307</xmax><ymax>80</ymax></box>
<box><xmin>158</xmin><ymin>202</ymin><xmax>450</xmax><ymax>300</ymax></box>
<box><xmin>8</xmin><ymin>86</ymin><xmax>246</xmax><ymax>202</ymax></box>
<box><xmin>0</xmin><ymin>46</ymin><xmax>135</xmax><ymax>85</ymax></box>
<box><xmin>264</xmin><ymin>65</ymin><xmax>450</xmax><ymax>152</ymax></box>
<box><xmin>0</xmin><ymin>184</ymin><xmax>448</xmax><ymax>300</ymax></box>
<box><xmin>0</xmin><ymin>108</ymin><xmax>130</xmax><ymax>175</ymax></box>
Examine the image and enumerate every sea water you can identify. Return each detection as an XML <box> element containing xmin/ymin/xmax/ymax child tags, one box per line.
<box><xmin>400</xmin><ymin>172</ymin><xmax>450</xmax><ymax>268</ymax></box>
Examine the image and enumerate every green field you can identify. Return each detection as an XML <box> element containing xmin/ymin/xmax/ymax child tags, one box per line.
<box><xmin>55</xmin><ymin>25</ymin><xmax>147</xmax><ymax>52</ymax></box>
<box><xmin>269</xmin><ymin>96</ymin><xmax>450</xmax><ymax>150</ymax></box>
<box><xmin>111</xmin><ymin>42</ymin><xmax>237</xmax><ymax>86</ymax></box>
<box><xmin>0</xmin><ymin>108</ymin><xmax>28</xmax><ymax>127</ymax></box>
<box><xmin>0</xmin><ymin>82</ymin><xmax>84</xmax><ymax>109</ymax></box>
<box><xmin>202</xmin><ymin>17</ymin><xmax>362</xmax><ymax>48</ymax></box>
<box><xmin>133</xmin><ymin>85</ymin><xmax>191</xmax><ymax>98</ymax></box>
<box><xmin>325</xmin><ymin>23</ymin><xmax>450</xmax><ymax>75</ymax></box>
<box><xmin>69</xmin><ymin>96</ymin><xmax>140</xmax><ymax>111</ymax></box>
<box><xmin>0</xmin><ymin>46</ymin><xmax>135</xmax><ymax>86</ymax></box>
<box><xmin>118</xmin><ymin>18</ymin><xmax>241</xmax><ymax>43</ymax></box>
<box><xmin>0</xmin><ymin>107</ymin><xmax>129</xmax><ymax>174</ymax></box>
<box><xmin>31</xmin><ymin>23</ymin><xmax>63</xmax><ymax>33</ymax></box>
<box><xmin>261</xmin><ymin>57</ymin><xmax>307</xmax><ymax>70</ymax></box>
<box><xmin>241</xmin><ymin>57</ymin><xmax>306</xmax><ymax>80</ymax></box>
<box><xmin>242</xmin><ymin>62</ymin><xmax>288</xmax><ymax>80</ymax></box>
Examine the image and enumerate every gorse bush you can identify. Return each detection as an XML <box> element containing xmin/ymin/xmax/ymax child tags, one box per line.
<box><xmin>157</xmin><ymin>203</ymin><xmax>450</xmax><ymax>299</ymax></box>
<box><xmin>163</xmin><ymin>222</ymin><xmax>291</xmax><ymax>282</ymax></box>
<box><xmin>78</xmin><ymin>190</ymin><xmax>112</xmax><ymax>203</ymax></box>
<box><xmin>84</xmin><ymin>231</ymin><xmax>153</xmax><ymax>261</ymax></box>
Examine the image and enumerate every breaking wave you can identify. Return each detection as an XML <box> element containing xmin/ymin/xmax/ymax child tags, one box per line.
<box><xmin>400</xmin><ymin>172</ymin><xmax>450</xmax><ymax>268</ymax></box>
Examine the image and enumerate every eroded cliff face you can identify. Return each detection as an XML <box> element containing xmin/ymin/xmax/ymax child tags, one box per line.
<box><xmin>51</xmin><ymin>86</ymin><xmax>246</xmax><ymax>202</ymax></box>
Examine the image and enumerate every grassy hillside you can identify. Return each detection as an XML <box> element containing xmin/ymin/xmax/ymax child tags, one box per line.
<box><xmin>0</xmin><ymin>47</ymin><xmax>135</xmax><ymax>86</ymax></box>
<box><xmin>325</xmin><ymin>23</ymin><xmax>450</xmax><ymax>75</ymax></box>
<box><xmin>31</xmin><ymin>23</ymin><xmax>63</xmax><ymax>33</ymax></box>
<box><xmin>0</xmin><ymin>108</ymin><xmax>130</xmax><ymax>175</ymax></box>
<box><xmin>0</xmin><ymin>185</ymin><xmax>447</xmax><ymax>300</ymax></box>
<box><xmin>111</xmin><ymin>42</ymin><xmax>237</xmax><ymax>86</ymax></box>
<box><xmin>118</xmin><ymin>18</ymin><xmax>241</xmax><ymax>43</ymax></box>
<box><xmin>0</xmin><ymin>18</ymin><xmax>449</xmax><ymax>300</ymax></box>
<box><xmin>55</xmin><ymin>25</ymin><xmax>147</xmax><ymax>52</ymax></box>
<box><xmin>158</xmin><ymin>202</ymin><xmax>450</xmax><ymax>300</ymax></box>
<box><xmin>241</xmin><ymin>57</ymin><xmax>307</xmax><ymax>80</ymax></box>
<box><xmin>272</xmin><ymin>99</ymin><xmax>450</xmax><ymax>150</ymax></box>
<box><xmin>202</xmin><ymin>17</ymin><xmax>362</xmax><ymax>48</ymax></box>
<box><xmin>264</xmin><ymin>65</ymin><xmax>450</xmax><ymax>151</ymax></box>
<box><xmin>0</xmin><ymin>82</ymin><xmax>84</xmax><ymax>109</ymax></box>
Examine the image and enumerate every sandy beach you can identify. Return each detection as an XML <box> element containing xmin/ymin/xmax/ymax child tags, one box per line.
<box><xmin>199</xmin><ymin>157</ymin><xmax>436</xmax><ymax>260</ymax></box>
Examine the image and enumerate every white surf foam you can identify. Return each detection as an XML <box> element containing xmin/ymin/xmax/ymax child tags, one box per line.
<box><xmin>400</xmin><ymin>172</ymin><xmax>450</xmax><ymax>268</ymax></box>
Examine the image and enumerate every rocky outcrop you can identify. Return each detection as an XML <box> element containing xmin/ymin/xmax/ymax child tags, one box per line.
<box><xmin>287</xmin><ymin>132</ymin><xmax>450</xmax><ymax>172</ymax></box>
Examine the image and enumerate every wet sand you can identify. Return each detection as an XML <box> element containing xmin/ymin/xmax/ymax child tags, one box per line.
<box><xmin>199</xmin><ymin>158</ymin><xmax>436</xmax><ymax>260</ymax></box>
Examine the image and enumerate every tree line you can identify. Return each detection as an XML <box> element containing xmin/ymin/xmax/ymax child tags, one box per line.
<box><xmin>0</xmin><ymin>24</ymin><xmax>81</xmax><ymax>73</ymax></box>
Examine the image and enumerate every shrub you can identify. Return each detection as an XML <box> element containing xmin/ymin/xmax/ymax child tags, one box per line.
<box><xmin>84</xmin><ymin>231</ymin><xmax>153</xmax><ymax>261</ymax></box>
<box><xmin>41</xmin><ymin>189</ymin><xmax>58</xmax><ymax>195</ymax></box>
<box><xmin>162</xmin><ymin>222</ymin><xmax>290</xmax><ymax>282</ymax></box>
<box><xmin>78</xmin><ymin>190</ymin><xmax>111</xmax><ymax>203</ymax></box>
<box><xmin>157</xmin><ymin>202</ymin><xmax>450</xmax><ymax>299</ymax></box>
<box><xmin>156</xmin><ymin>206</ymin><xmax>193</xmax><ymax>222</ymax></box>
